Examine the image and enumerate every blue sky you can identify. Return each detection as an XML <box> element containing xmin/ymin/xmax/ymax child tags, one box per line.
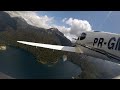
<box><xmin>37</xmin><ymin>11</ymin><xmax>120</xmax><ymax>34</ymax></box>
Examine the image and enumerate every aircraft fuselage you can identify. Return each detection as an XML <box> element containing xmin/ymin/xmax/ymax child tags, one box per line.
<box><xmin>76</xmin><ymin>31</ymin><xmax>120</xmax><ymax>63</ymax></box>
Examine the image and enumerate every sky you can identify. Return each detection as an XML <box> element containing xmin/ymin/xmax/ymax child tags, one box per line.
<box><xmin>37</xmin><ymin>11</ymin><xmax>120</xmax><ymax>40</ymax></box>
<box><xmin>37</xmin><ymin>11</ymin><xmax>120</xmax><ymax>33</ymax></box>
<box><xmin>6</xmin><ymin>11</ymin><xmax>120</xmax><ymax>41</ymax></box>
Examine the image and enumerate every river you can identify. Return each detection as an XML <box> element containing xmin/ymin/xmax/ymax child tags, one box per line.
<box><xmin>0</xmin><ymin>46</ymin><xmax>81</xmax><ymax>79</ymax></box>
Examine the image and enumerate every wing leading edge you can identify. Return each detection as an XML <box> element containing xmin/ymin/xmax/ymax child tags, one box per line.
<box><xmin>17</xmin><ymin>41</ymin><xmax>83</xmax><ymax>53</ymax></box>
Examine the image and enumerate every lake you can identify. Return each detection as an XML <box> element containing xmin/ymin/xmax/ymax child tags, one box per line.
<box><xmin>0</xmin><ymin>46</ymin><xmax>81</xmax><ymax>79</ymax></box>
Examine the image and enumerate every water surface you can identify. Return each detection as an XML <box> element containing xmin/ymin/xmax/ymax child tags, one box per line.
<box><xmin>0</xmin><ymin>46</ymin><xmax>81</xmax><ymax>79</ymax></box>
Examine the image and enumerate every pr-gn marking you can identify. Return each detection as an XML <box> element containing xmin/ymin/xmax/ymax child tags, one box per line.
<box><xmin>93</xmin><ymin>37</ymin><xmax>120</xmax><ymax>51</ymax></box>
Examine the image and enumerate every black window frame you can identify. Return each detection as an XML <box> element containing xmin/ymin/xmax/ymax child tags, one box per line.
<box><xmin>80</xmin><ymin>33</ymin><xmax>86</xmax><ymax>40</ymax></box>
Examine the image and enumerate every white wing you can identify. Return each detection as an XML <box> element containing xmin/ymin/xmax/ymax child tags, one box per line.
<box><xmin>17</xmin><ymin>41</ymin><xmax>83</xmax><ymax>53</ymax></box>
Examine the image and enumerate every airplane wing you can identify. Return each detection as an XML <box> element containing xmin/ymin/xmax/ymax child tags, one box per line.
<box><xmin>17</xmin><ymin>41</ymin><xmax>83</xmax><ymax>53</ymax></box>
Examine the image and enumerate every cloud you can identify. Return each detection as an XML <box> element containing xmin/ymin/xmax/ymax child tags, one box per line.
<box><xmin>65</xmin><ymin>18</ymin><xmax>92</xmax><ymax>36</ymax></box>
<box><xmin>52</xmin><ymin>25</ymin><xmax>74</xmax><ymax>41</ymax></box>
<box><xmin>5</xmin><ymin>11</ymin><xmax>93</xmax><ymax>41</ymax></box>
<box><xmin>56</xmin><ymin>18</ymin><xmax>93</xmax><ymax>41</ymax></box>
<box><xmin>6</xmin><ymin>11</ymin><xmax>54</xmax><ymax>29</ymax></box>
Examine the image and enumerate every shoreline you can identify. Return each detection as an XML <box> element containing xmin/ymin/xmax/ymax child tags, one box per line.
<box><xmin>7</xmin><ymin>45</ymin><xmax>58</xmax><ymax>65</ymax></box>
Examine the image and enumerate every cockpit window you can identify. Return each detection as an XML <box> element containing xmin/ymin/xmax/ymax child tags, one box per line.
<box><xmin>78</xmin><ymin>33</ymin><xmax>86</xmax><ymax>40</ymax></box>
<box><xmin>80</xmin><ymin>33</ymin><xmax>86</xmax><ymax>40</ymax></box>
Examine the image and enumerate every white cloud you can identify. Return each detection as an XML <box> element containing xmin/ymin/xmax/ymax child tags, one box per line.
<box><xmin>5</xmin><ymin>11</ymin><xmax>93</xmax><ymax>41</ymax></box>
<box><xmin>53</xmin><ymin>25</ymin><xmax>70</xmax><ymax>34</ymax></box>
<box><xmin>65</xmin><ymin>18</ymin><xmax>92</xmax><ymax>36</ymax></box>
<box><xmin>6</xmin><ymin>11</ymin><xmax>54</xmax><ymax>29</ymax></box>
<box><xmin>58</xmin><ymin>17</ymin><xmax>93</xmax><ymax>41</ymax></box>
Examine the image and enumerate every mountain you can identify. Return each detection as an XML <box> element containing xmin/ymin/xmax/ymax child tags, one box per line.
<box><xmin>0</xmin><ymin>11</ymin><xmax>16</xmax><ymax>31</ymax></box>
<box><xmin>0</xmin><ymin>11</ymin><xmax>72</xmax><ymax>64</ymax></box>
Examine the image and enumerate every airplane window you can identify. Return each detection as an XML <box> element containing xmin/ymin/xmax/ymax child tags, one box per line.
<box><xmin>80</xmin><ymin>33</ymin><xmax>86</xmax><ymax>40</ymax></box>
